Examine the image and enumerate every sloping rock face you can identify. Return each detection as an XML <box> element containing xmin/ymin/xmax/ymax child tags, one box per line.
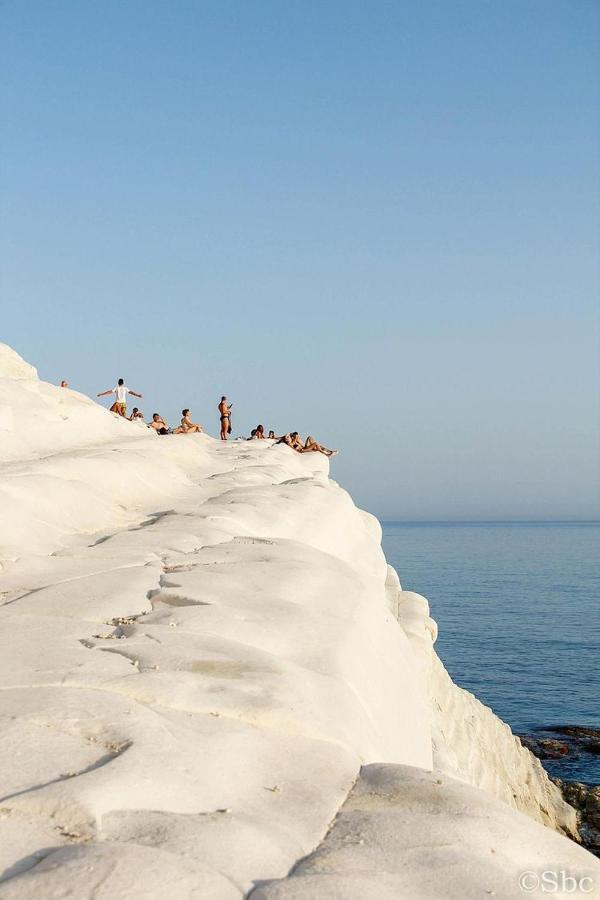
<box><xmin>0</xmin><ymin>343</ymin><xmax>38</xmax><ymax>380</ymax></box>
<box><xmin>252</xmin><ymin>765</ymin><xmax>598</xmax><ymax>900</ymax></box>
<box><xmin>388</xmin><ymin>583</ymin><xmax>578</xmax><ymax>837</ymax></box>
<box><xmin>429</xmin><ymin>655</ymin><xmax>578</xmax><ymax>836</ymax></box>
<box><xmin>0</xmin><ymin>347</ymin><xmax>597</xmax><ymax>898</ymax></box>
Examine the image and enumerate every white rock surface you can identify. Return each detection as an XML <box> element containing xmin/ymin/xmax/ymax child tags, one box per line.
<box><xmin>387</xmin><ymin>584</ymin><xmax>578</xmax><ymax>837</ymax></box>
<box><xmin>252</xmin><ymin>765</ymin><xmax>599</xmax><ymax>899</ymax></box>
<box><xmin>0</xmin><ymin>347</ymin><xmax>598</xmax><ymax>899</ymax></box>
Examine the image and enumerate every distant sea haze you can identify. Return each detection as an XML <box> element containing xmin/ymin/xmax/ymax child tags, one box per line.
<box><xmin>381</xmin><ymin>521</ymin><xmax>600</xmax><ymax>783</ymax></box>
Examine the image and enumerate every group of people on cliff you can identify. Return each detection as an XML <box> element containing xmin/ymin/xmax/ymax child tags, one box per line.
<box><xmin>97</xmin><ymin>380</ymin><xmax>203</xmax><ymax>436</ymax></box>
<box><xmin>90</xmin><ymin>379</ymin><xmax>336</xmax><ymax>456</ymax></box>
<box><xmin>246</xmin><ymin>425</ymin><xmax>337</xmax><ymax>456</ymax></box>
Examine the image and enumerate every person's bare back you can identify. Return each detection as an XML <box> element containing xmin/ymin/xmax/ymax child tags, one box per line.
<box><xmin>97</xmin><ymin>378</ymin><xmax>142</xmax><ymax>417</ymax></box>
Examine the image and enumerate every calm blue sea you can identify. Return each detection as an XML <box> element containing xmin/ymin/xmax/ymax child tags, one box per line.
<box><xmin>381</xmin><ymin>522</ymin><xmax>600</xmax><ymax>783</ymax></box>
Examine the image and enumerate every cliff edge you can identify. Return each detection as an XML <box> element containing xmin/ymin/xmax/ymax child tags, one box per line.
<box><xmin>0</xmin><ymin>347</ymin><xmax>597</xmax><ymax>899</ymax></box>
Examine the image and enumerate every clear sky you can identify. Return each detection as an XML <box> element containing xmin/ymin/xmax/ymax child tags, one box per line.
<box><xmin>1</xmin><ymin>0</ymin><xmax>598</xmax><ymax>520</ymax></box>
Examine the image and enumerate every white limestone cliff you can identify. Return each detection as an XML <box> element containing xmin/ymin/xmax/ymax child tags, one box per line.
<box><xmin>390</xmin><ymin>583</ymin><xmax>578</xmax><ymax>837</ymax></box>
<box><xmin>0</xmin><ymin>344</ymin><xmax>597</xmax><ymax>899</ymax></box>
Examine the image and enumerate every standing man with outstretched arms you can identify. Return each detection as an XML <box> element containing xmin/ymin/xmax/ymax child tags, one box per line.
<box><xmin>218</xmin><ymin>396</ymin><xmax>232</xmax><ymax>440</ymax></box>
<box><xmin>97</xmin><ymin>378</ymin><xmax>142</xmax><ymax>417</ymax></box>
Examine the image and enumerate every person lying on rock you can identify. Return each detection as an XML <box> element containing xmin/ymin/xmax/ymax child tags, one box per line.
<box><xmin>173</xmin><ymin>409</ymin><xmax>202</xmax><ymax>434</ymax></box>
<box><xmin>149</xmin><ymin>413</ymin><xmax>170</xmax><ymax>435</ymax></box>
<box><xmin>276</xmin><ymin>432</ymin><xmax>338</xmax><ymax>456</ymax></box>
<box><xmin>300</xmin><ymin>435</ymin><xmax>338</xmax><ymax>456</ymax></box>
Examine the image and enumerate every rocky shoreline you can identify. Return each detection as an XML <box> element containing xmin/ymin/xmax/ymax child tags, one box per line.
<box><xmin>518</xmin><ymin>726</ymin><xmax>600</xmax><ymax>858</ymax></box>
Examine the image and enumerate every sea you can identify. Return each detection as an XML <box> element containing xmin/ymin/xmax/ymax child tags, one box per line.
<box><xmin>381</xmin><ymin>522</ymin><xmax>599</xmax><ymax>784</ymax></box>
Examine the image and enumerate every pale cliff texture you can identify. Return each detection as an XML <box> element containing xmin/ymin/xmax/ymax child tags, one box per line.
<box><xmin>387</xmin><ymin>579</ymin><xmax>578</xmax><ymax>837</ymax></box>
<box><xmin>0</xmin><ymin>345</ymin><xmax>597</xmax><ymax>899</ymax></box>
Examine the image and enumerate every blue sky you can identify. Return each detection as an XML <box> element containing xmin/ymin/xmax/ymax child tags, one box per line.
<box><xmin>2</xmin><ymin>0</ymin><xmax>598</xmax><ymax>519</ymax></box>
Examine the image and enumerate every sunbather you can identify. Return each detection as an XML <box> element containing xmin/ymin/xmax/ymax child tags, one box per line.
<box><xmin>247</xmin><ymin>425</ymin><xmax>265</xmax><ymax>440</ymax></box>
<box><xmin>277</xmin><ymin>432</ymin><xmax>337</xmax><ymax>457</ymax></box>
<box><xmin>174</xmin><ymin>409</ymin><xmax>202</xmax><ymax>434</ymax></box>
<box><xmin>276</xmin><ymin>432</ymin><xmax>303</xmax><ymax>450</ymax></box>
<box><xmin>149</xmin><ymin>413</ymin><xmax>169</xmax><ymax>435</ymax></box>
<box><xmin>300</xmin><ymin>435</ymin><xmax>338</xmax><ymax>457</ymax></box>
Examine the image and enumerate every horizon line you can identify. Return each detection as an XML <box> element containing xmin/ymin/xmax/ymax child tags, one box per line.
<box><xmin>379</xmin><ymin>519</ymin><xmax>600</xmax><ymax>525</ymax></box>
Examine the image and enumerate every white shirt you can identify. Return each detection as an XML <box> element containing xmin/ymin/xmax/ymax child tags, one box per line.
<box><xmin>114</xmin><ymin>384</ymin><xmax>129</xmax><ymax>403</ymax></box>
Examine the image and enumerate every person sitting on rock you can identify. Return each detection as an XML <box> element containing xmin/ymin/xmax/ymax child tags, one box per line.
<box><xmin>149</xmin><ymin>413</ymin><xmax>169</xmax><ymax>435</ymax></box>
<box><xmin>174</xmin><ymin>409</ymin><xmax>202</xmax><ymax>434</ymax></box>
<box><xmin>247</xmin><ymin>425</ymin><xmax>265</xmax><ymax>440</ymax></box>
<box><xmin>129</xmin><ymin>407</ymin><xmax>144</xmax><ymax>422</ymax></box>
<box><xmin>276</xmin><ymin>432</ymin><xmax>303</xmax><ymax>450</ymax></box>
